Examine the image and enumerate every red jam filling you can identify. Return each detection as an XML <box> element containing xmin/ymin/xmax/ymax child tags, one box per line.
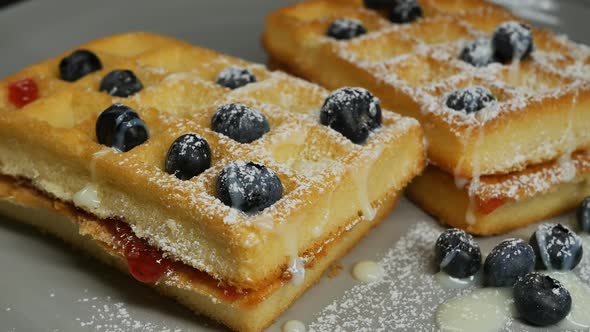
<box><xmin>8</xmin><ymin>78</ymin><xmax>39</xmax><ymax>108</ymax></box>
<box><xmin>108</xmin><ymin>221</ymin><xmax>171</xmax><ymax>284</ymax></box>
<box><xmin>476</xmin><ymin>197</ymin><xmax>507</xmax><ymax>215</ymax></box>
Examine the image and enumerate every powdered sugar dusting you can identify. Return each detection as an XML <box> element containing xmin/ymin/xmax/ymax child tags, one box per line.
<box><xmin>34</xmin><ymin>43</ymin><xmax>421</xmax><ymax>284</ymax></box>
<box><xmin>473</xmin><ymin>151</ymin><xmax>590</xmax><ymax>202</ymax></box>
<box><xmin>73</xmin><ymin>296</ymin><xmax>185</xmax><ymax>332</ymax></box>
<box><xmin>308</xmin><ymin>222</ymin><xmax>478</xmax><ymax>332</ymax></box>
<box><xmin>307</xmin><ymin>218</ymin><xmax>590</xmax><ymax>332</ymax></box>
<box><xmin>321</xmin><ymin>5</ymin><xmax>590</xmax><ymax>136</ymax></box>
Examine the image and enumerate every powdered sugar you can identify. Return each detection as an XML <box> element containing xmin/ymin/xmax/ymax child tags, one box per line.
<box><xmin>307</xmin><ymin>217</ymin><xmax>590</xmax><ymax>332</ymax></box>
<box><xmin>326</xmin><ymin>7</ymin><xmax>590</xmax><ymax>133</ymax></box>
<box><xmin>72</xmin><ymin>296</ymin><xmax>185</xmax><ymax>332</ymax></box>
<box><xmin>473</xmin><ymin>151</ymin><xmax>590</xmax><ymax>201</ymax></box>
<box><xmin>308</xmin><ymin>222</ymin><xmax>471</xmax><ymax>332</ymax></box>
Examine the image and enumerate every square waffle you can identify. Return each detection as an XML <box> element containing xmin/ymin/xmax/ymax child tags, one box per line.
<box><xmin>263</xmin><ymin>0</ymin><xmax>590</xmax><ymax>235</ymax></box>
<box><xmin>263</xmin><ymin>0</ymin><xmax>590</xmax><ymax>178</ymax></box>
<box><xmin>0</xmin><ymin>32</ymin><xmax>426</xmax><ymax>331</ymax></box>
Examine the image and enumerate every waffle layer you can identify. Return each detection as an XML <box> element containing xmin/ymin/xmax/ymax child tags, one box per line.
<box><xmin>263</xmin><ymin>0</ymin><xmax>590</xmax><ymax>178</ymax></box>
<box><xmin>0</xmin><ymin>32</ymin><xmax>426</xmax><ymax>291</ymax></box>
<box><xmin>0</xmin><ymin>175</ymin><xmax>400</xmax><ymax>332</ymax></box>
<box><xmin>407</xmin><ymin>151</ymin><xmax>590</xmax><ymax>235</ymax></box>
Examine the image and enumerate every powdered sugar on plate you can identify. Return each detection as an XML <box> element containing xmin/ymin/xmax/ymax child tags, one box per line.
<box><xmin>308</xmin><ymin>221</ymin><xmax>476</xmax><ymax>332</ymax></box>
<box><xmin>308</xmin><ymin>218</ymin><xmax>590</xmax><ymax>332</ymax></box>
<box><xmin>72</xmin><ymin>296</ymin><xmax>185</xmax><ymax>332</ymax></box>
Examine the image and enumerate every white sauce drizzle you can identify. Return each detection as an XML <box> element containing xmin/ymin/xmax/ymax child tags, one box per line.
<box><xmin>90</xmin><ymin>148</ymin><xmax>111</xmax><ymax>180</ymax></box>
<box><xmin>287</xmin><ymin>257</ymin><xmax>306</xmax><ymax>286</ymax></box>
<box><xmin>282</xmin><ymin>320</ymin><xmax>306</xmax><ymax>332</ymax></box>
<box><xmin>73</xmin><ymin>184</ymin><xmax>100</xmax><ymax>210</ymax></box>
<box><xmin>352</xmin><ymin>260</ymin><xmax>384</xmax><ymax>283</ymax></box>
<box><xmin>436</xmin><ymin>288</ymin><xmax>515</xmax><ymax>332</ymax></box>
<box><xmin>535</xmin><ymin>227</ymin><xmax>553</xmax><ymax>270</ymax></box>
<box><xmin>73</xmin><ymin>148</ymin><xmax>112</xmax><ymax>211</ymax></box>
<box><xmin>550</xmin><ymin>271</ymin><xmax>590</xmax><ymax>330</ymax></box>
<box><xmin>436</xmin><ymin>272</ymin><xmax>590</xmax><ymax>331</ymax></box>
<box><xmin>312</xmin><ymin>189</ymin><xmax>334</xmax><ymax>238</ymax></box>
<box><xmin>465</xmin><ymin>127</ymin><xmax>487</xmax><ymax>224</ymax></box>
<box><xmin>435</xmin><ymin>271</ymin><xmax>481</xmax><ymax>289</ymax></box>
<box><xmin>355</xmin><ymin>146</ymin><xmax>383</xmax><ymax>221</ymax></box>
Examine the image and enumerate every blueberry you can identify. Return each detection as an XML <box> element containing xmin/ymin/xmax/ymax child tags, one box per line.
<box><xmin>389</xmin><ymin>0</ymin><xmax>423</xmax><ymax>24</ymax></box>
<box><xmin>216</xmin><ymin>161</ymin><xmax>283</xmax><ymax>213</ymax></box>
<box><xmin>326</xmin><ymin>19</ymin><xmax>367</xmax><ymax>40</ymax></box>
<box><xmin>484</xmin><ymin>238</ymin><xmax>535</xmax><ymax>287</ymax></box>
<box><xmin>435</xmin><ymin>228</ymin><xmax>482</xmax><ymax>278</ymax></box>
<box><xmin>99</xmin><ymin>70</ymin><xmax>143</xmax><ymax>97</ymax></box>
<box><xmin>165</xmin><ymin>134</ymin><xmax>211</xmax><ymax>181</ymax></box>
<box><xmin>96</xmin><ymin>104</ymin><xmax>149</xmax><ymax>152</ymax></box>
<box><xmin>459</xmin><ymin>38</ymin><xmax>495</xmax><ymax>67</ymax></box>
<box><xmin>59</xmin><ymin>49</ymin><xmax>102</xmax><ymax>82</ymax></box>
<box><xmin>363</xmin><ymin>0</ymin><xmax>394</xmax><ymax>9</ymax></box>
<box><xmin>445</xmin><ymin>86</ymin><xmax>497</xmax><ymax>114</ymax></box>
<box><xmin>492</xmin><ymin>21</ymin><xmax>534</xmax><ymax>63</ymax></box>
<box><xmin>529</xmin><ymin>223</ymin><xmax>583</xmax><ymax>271</ymax></box>
<box><xmin>513</xmin><ymin>272</ymin><xmax>571</xmax><ymax>326</ymax></box>
<box><xmin>216</xmin><ymin>67</ymin><xmax>256</xmax><ymax>90</ymax></box>
<box><xmin>576</xmin><ymin>196</ymin><xmax>590</xmax><ymax>232</ymax></box>
<box><xmin>211</xmin><ymin>103</ymin><xmax>270</xmax><ymax>143</ymax></box>
<box><xmin>320</xmin><ymin>87</ymin><xmax>381</xmax><ymax>144</ymax></box>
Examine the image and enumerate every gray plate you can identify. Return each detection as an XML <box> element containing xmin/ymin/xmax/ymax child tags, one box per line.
<box><xmin>1</xmin><ymin>1</ymin><xmax>590</xmax><ymax>331</ymax></box>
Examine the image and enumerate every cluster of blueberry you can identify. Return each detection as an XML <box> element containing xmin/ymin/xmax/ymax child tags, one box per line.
<box><xmin>435</xmin><ymin>199</ymin><xmax>590</xmax><ymax>326</ymax></box>
<box><xmin>327</xmin><ymin>0</ymin><xmax>423</xmax><ymax>40</ymax></box>
<box><xmin>443</xmin><ymin>21</ymin><xmax>535</xmax><ymax>115</ymax></box>
<box><xmin>57</xmin><ymin>49</ymin><xmax>384</xmax><ymax>214</ymax></box>
<box><xmin>461</xmin><ymin>21</ymin><xmax>534</xmax><ymax>66</ymax></box>
<box><xmin>324</xmin><ymin>0</ymin><xmax>534</xmax><ymax>69</ymax></box>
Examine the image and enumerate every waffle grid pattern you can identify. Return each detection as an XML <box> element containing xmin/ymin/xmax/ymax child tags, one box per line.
<box><xmin>276</xmin><ymin>0</ymin><xmax>590</xmax><ymax>129</ymax></box>
<box><xmin>265</xmin><ymin>0</ymin><xmax>590</xmax><ymax>179</ymax></box>
<box><xmin>0</xmin><ymin>32</ymin><xmax>420</xmax><ymax>287</ymax></box>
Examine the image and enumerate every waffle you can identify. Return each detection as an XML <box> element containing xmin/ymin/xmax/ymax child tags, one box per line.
<box><xmin>263</xmin><ymin>0</ymin><xmax>590</xmax><ymax>235</ymax></box>
<box><xmin>407</xmin><ymin>151</ymin><xmax>590</xmax><ymax>235</ymax></box>
<box><xmin>0</xmin><ymin>32</ymin><xmax>426</xmax><ymax>331</ymax></box>
<box><xmin>263</xmin><ymin>0</ymin><xmax>590</xmax><ymax>178</ymax></box>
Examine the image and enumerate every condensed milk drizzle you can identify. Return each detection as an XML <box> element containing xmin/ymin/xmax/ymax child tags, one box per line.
<box><xmin>355</xmin><ymin>146</ymin><xmax>383</xmax><ymax>221</ymax></box>
<box><xmin>352</xmin><ymin>260</ymin><xmax>384</xmax><ymax>283</ymax></box>
<box><xmin>436</xmin><ymin>271</ymin><xmax>590</xmax><ymax>331</ymax></box>
<box><xmin>73</xmin><ymin>148</ymin><xmax>112</xmax><ymax>210</ymax></box>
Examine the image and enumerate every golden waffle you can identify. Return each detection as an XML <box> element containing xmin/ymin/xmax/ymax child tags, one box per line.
<box><xmin>263</xmin><ymin>0</ymin><xmax>590</xmax><ymax>178</ymax></box>
<box><xmin>408</xmin><ymin>151</ymin><xmax>590</xmax><ymax>235</ymax></box>
<box><xmin>0</xmin><ymin>32</ymin><xmax>426</xmax><ymax>331</ymax></box>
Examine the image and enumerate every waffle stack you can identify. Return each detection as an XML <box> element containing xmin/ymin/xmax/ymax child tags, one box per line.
<box><xmin>0</xmin><ymin>32</ymin><xmax>425</xmax><ymax>331</ymax></box>
<box><xmin>263</xmin><ymin>0</ymin><xmax>590</xmax><ymax>235</ymax></box>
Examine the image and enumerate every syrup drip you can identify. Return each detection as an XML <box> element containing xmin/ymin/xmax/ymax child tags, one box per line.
<box><xmin>8</xmin><ymin>78</ymin><xmax>39</xmax><ymax>108</ymax></box>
